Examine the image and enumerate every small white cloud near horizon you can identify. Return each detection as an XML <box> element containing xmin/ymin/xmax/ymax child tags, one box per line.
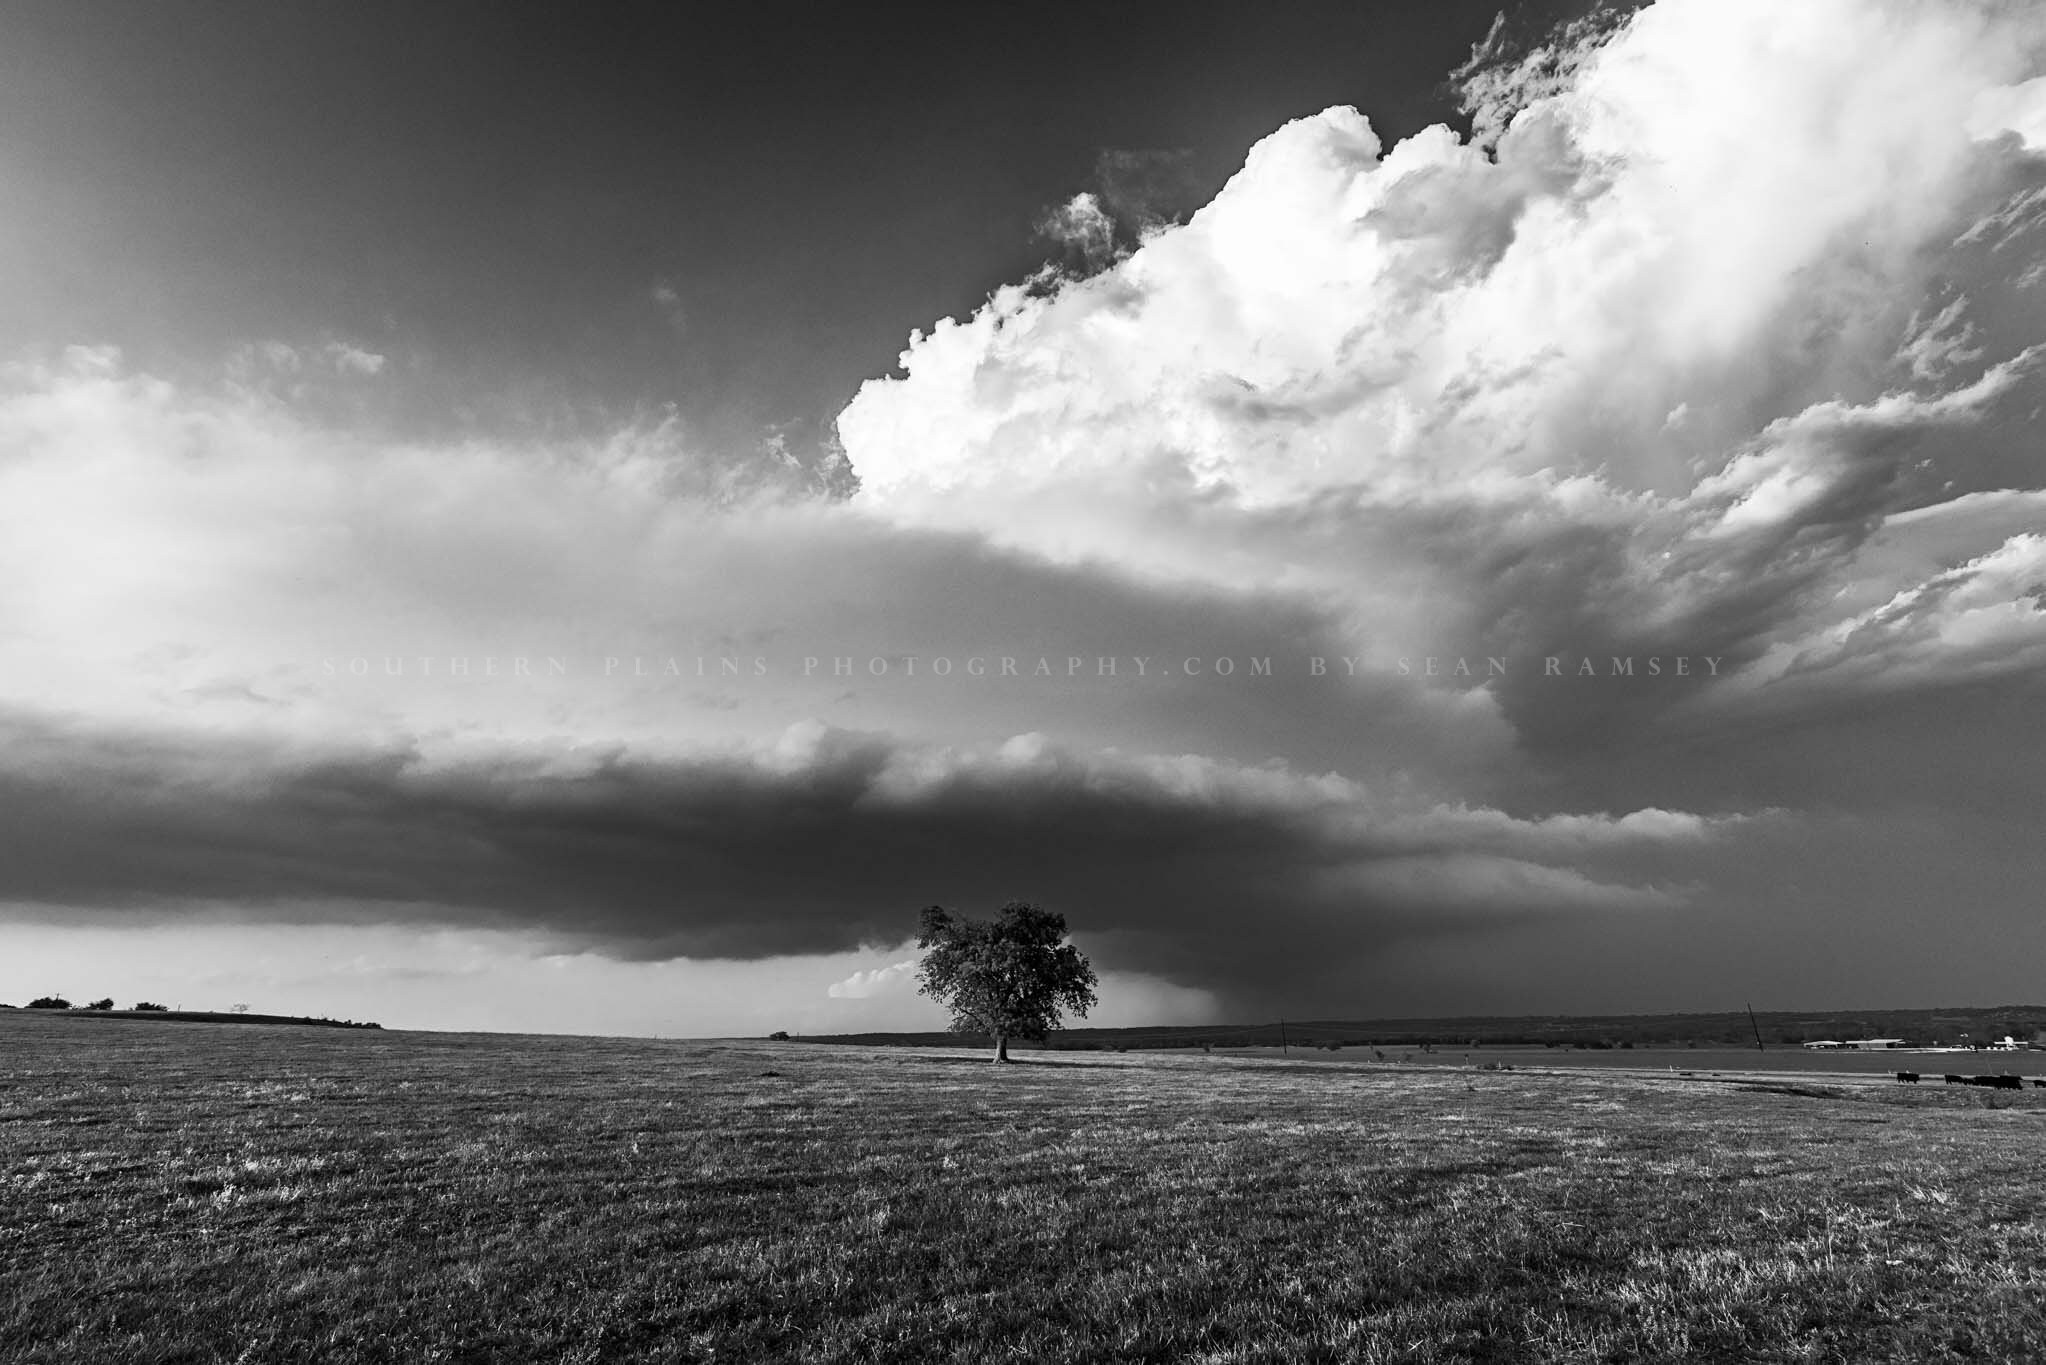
<box><xmin>827</xmin><ymin>955</ymin><xmax>920</xmax><ymax>999</ymax></box>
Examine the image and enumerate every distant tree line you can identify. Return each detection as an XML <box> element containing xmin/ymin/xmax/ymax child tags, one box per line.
<box><xmin>8</xmin><ymin>998</ymin><xmax>379</xmax><ymax>1028</ymax></box>
<box><xmin>22</xmin><ymin>997</ymin><xmax>165</xmax><ymax>1011</ymax></box>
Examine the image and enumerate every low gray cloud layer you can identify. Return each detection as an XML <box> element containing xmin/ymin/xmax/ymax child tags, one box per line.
<box><xmin>0</xmin><ymin>706</ymin><xmax>1744</xmax><ymax>1008</ymax></box>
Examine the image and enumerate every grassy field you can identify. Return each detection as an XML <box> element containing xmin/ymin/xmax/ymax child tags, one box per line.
<box><xmin>6</xmin><ymin>1014</ymin><xmax>2046</xmax><ymax>1363</ymax></box>
<box><xmin>1208</xmin><ymin>1043</ymin><xmax>2046</xmax><ymax>1079</ymax></box>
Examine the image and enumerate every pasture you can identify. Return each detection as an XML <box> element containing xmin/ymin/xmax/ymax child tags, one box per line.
<box><xmin>5</xmin><ymin>1012</ymin><xmax>2046</xmax><ymax>1362</ymax></box>
<box><xmin>1211</xmin><ymin>1043</ymin><xmax>2044</xmax><ymax>1080</ymax></box>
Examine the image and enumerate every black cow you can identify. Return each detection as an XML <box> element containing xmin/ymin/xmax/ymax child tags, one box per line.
<box><xmin>1895</xmin><ymin>1071</ymin><xmax>1919</xmax><ymax>1083</ymax></box>
<box><xmin>1944</xmin><ymin>1074</ymin><xmax>1966</xmax><ymax>1084</ymax></box>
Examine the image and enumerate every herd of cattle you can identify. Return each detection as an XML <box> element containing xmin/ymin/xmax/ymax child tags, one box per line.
<box><xmin>1894</xmin><ymin>1071</ymin><xmax>2042</xmax><ymax>1089</ymax></box>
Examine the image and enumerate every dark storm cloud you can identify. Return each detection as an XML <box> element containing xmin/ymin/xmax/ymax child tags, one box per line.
<box><xmin>0</xmin><ymin>0</ymin><xmax>1530</xmax><ymax>448</ymax></box>
<box><xmin>0</xmin><ymin>707</ymin><xmax>1737</xmax><ymax>1003</ymax></box>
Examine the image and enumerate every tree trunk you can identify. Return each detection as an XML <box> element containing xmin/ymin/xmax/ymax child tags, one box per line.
<box><xmin>993</xmin><ymin>1035</ymin><xmax>1010</xmax><ymax>1063</ymax></box>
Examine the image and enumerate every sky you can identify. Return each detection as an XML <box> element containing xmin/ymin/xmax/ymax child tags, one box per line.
<box><xmin>3</xmin><ymin>0</ymin><xmax>2045</xmax><ymax>1037</ymax></box>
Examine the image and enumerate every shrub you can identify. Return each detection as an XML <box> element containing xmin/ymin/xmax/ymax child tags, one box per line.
<box><xmin>133</xmin><ymin>1001</ymin><xmax>168</xmax><ymax>1012</ymax></box>
<box><xmin>768</xmin><ymin>1030</ymin><xmax>790</xmax><ymax>1041</ymax></box>
<box><xmin>26</xmin><ymin>996</ymin><xmax>71</xmax><ymax>1010</ymax></box>
<box><xmin>85</xmin><ymin>998</ymin><xmax>114</xmax><ymax>1011</ymax></box>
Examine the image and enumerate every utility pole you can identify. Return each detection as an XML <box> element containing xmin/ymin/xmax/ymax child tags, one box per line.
<box><xmin>1746</xmin><ymin>1002</ymin><xmax>1764</xmax><ymax>1052</ymax></box>
<box><xmin>1278</xmin><ymin>1018</ymin><xmax>1289</xmax><ymax>1054</ymax></box>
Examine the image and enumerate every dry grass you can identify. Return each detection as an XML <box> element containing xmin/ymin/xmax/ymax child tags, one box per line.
<box><xmin>4</xmin><ymin>1012</ymin><xmax>2045</xmax><ymax>1362</ymax></box>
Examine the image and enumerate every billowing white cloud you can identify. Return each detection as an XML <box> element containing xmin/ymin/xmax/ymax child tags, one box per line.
<box><xmin>836</xmin><ymin>0</ymin><xmax>2046</xmax><ymax>747</ymax></box>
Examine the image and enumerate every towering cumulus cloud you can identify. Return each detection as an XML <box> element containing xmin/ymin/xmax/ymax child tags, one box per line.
<box><xmin>839</xmin><ymin>0</ymin><xmax>2046</xmax><ymax>735</ymax></box>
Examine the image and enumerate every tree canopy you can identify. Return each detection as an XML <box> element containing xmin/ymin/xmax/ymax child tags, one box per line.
<box><xmin>916</xmin><ymin>901</ymin><xmax>1097</xmax><ymax>1062</ymax></box>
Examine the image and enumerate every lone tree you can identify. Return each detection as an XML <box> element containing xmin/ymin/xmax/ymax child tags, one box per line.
<box><xmin>916</xmin><ymin>901</ymin><xmax>1097</xmax><ymax>1063</ymax></box>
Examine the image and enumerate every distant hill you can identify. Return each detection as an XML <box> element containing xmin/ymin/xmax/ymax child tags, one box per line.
<box><xmin>793</xmin><ymin>1007</ymin><xmax>2046</xmax><ymax>1051</ymax></box>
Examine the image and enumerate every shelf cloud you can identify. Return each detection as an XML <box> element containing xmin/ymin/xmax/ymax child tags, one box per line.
<box><xmin>0</xmin><ymin>706</ymin><xmax>1752</xmax><ymax>1008</ymax></box>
